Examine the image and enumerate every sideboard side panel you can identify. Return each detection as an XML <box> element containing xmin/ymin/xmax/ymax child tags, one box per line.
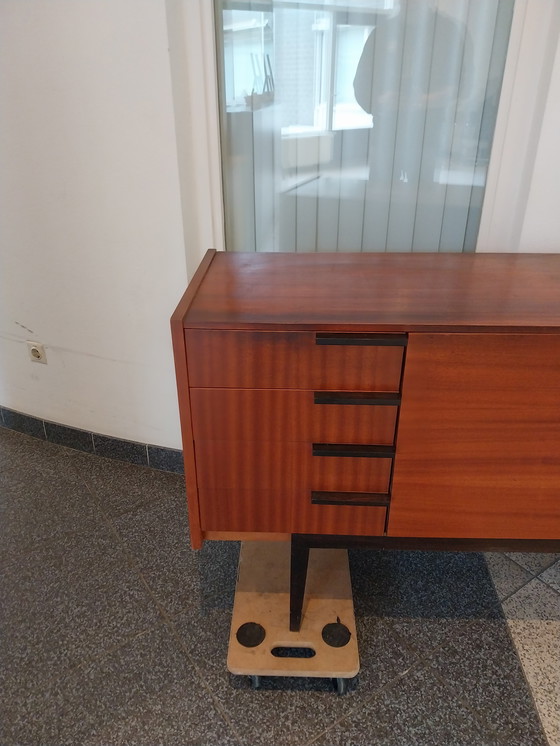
<box><xmin>388</xmin><ymin>333</ymin><xmax>560</xmax><ymax>539</ymax></box>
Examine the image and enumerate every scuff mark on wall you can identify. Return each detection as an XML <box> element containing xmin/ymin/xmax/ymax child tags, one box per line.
<box><xmin>15</xmin><ymin>322</ymin><xmax>35</xmax><ymax>335</ymax></box>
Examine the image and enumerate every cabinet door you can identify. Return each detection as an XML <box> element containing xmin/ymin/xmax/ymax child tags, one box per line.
<box><xmin>389</xmin><ymin>334</ymin><xmax>560</xmax><ymax>539</ymax></box>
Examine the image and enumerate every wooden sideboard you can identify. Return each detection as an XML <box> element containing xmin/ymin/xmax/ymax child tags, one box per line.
<box><xmin>171</xmin><ymin>251</ymin><xmax>560</xmax><ymax>571</ymax></box>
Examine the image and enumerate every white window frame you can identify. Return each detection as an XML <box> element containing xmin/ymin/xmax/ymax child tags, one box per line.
<box><xmin>167</xmin><ymin>0</ymin><xmax>560</xmax><ymax>262</ymax></box>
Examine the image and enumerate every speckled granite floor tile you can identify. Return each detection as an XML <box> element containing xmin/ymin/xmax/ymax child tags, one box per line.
<box><xmin>350</xmin><ymin>550</ymin><xmax>503</xmax><ymax>657</ymax></box>
<box><xmin>0</xmin><ymin>673</ymin><xmax>62</xmax><ymax>746</ymax></box>
<box><xmin>350</xmin><ymin>550</ymin><xmax>502</xmax><ymax>619</ymax></box>
<box><xmin>310</xmin><ymin>663</ymin><xmax>501</xmax><ymax>746</ymax></box>
<box><xmin>1</xmin><ymin>427</ymin><xmax>556</xmax><ymax>746</ymax></box>
<box><xmin>172</xmin><ymin>607</ymin><xmax>418</xmax><ymax>746</ymax></box>
<box><xmin>506</xmin><ymin>620</ymin><xmax>560</xmax><ymax>746</ymax></box>
<box><xmin>1</xmin><ymin>520</ymin><xmax>160</xmax><ymax>707</ymax></box>
<box><xmin>505</xmin><ymin>552</ymin><xmax>560</xmax><ymax>576</ymax></box>
<box><xmin>484</xmin><ymin>552</ymin><xmax>534</xmax><ymax>601</ymax></box>
<box><xmin>426</xmin><ymin>619</ymin><xmax>549</xmax><ymax>745</ymax></box>
<box><xmin>0</xmin><ymin>464</ymin><xmax>103</xmax><ymax>567</ymax></box>
<box><xmin>56</xmin><ymin>624</ymin><xmax>238</xmax><ymax>746</ymax></box>
<box><xmin>77</xmin><ymin>452</ymin><xmax>186</xmax><ymax>516</ymax></box>
<box><xmin>501</xmin><ymin>578</ymin><xmax>560</xmax><ymax>745</ymax></box>
<box><xmin>539</xmin><ymin>560</ymin><xmax>560</xmax><ymax>594</ymax></box>
<box><xmin>113</xmin><ymin>493</ymin><xmax>239</xmax><ymax>616</ymax></box>
<box><xmin>502</xmin><ymin>577</ymin><xmax>560</xmax><ymax>621</ymax></box>
<box><xmin>0</xmin><ymin>427</ymin><xmax>87</xmax><ymax>483</ymax></box>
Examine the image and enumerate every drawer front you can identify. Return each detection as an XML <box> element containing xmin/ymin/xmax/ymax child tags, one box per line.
<box><xmin>198</xmin><ymin>488</ymin><xmax>292</xmax><ymax>533</ymax></box>
<box><xmin>186</xmin><ymin>330</ymin><xmax>405</xmax><ymax>391</ymax></box>
<box><xmin>191</xmin><ymin>388</ymin><xmax>398</xmax><ymax>445</ymax></box>
<box><xmin>291</xmin><ymin>500</ymin><xmax>387</xmax><ymax>536</ymax></box>
<box><xmin>198</xmin><ymin>487</ymin><xmax>386</xmax><ymax>536</ymax></box>
<box><xmin>195</xmin><ymin>440</ymin><xmax>392</xmax><ymax>494</ymax></box>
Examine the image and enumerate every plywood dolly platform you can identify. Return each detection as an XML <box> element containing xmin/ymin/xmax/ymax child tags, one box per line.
<box><xmin>227</xmin><ymin>541</ymin><xmax>359</xmax><ymax>694</ymax></box>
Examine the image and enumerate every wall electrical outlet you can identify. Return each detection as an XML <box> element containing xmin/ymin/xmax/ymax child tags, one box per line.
<box><xmin>27</xmin><ymin>341</ymin><xmax>47</xmax><ymax>364</ymax></box>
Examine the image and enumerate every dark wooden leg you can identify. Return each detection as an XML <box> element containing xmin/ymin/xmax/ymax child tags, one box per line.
<box><xmin>290</xmin><ymin>535</ymin><xmax>310</xmax><ymax>632</ymax></box>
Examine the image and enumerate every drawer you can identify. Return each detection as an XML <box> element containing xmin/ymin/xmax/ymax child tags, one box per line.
<box><xmin>197</xmin><ymin>487</ymin><xmax>386</xmax><ymax>537</ymax></box>
<box><xmin>195</xmin><ymin>440</ymin><xmax>393</xmax><ymax>494</ymax></box>
<box><xmin>198</xmin><ymin>488</ymin><xmax>292</xmax><ymax>533</ymax></box>
<box><xmin>291</xmin><ymin>500</ymin><xmax>387</xmax><ymax>537</ymax></box>
<box><xmin>191</xmin><ymin>389</ymin><xmax>399</xmax><ymax>445</ymax></box>
<box><xmin>185</xmin><ymin>330</ymin><xmax>405</xmax><ymax>390</ymax></box>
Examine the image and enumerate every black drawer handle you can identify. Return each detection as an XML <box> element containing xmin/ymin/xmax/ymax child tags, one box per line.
<box><xmin>311</xmin><ymin>491</ymin><xmax>390</xmax><ymax>507</ymax></box>
<box><xmin>314</xmin><ymin>392</ymin><xmax>401</xmax><ymax>406</ymax></box>
<box><xmin>312</xmin><ymin>443</ymin><xmax>395</xmax><ymax>458</ymax></box>
<box><xmin>315</xmin><ymin>333</ymin><xmax>407</xmax><ymax>347</ymax></box>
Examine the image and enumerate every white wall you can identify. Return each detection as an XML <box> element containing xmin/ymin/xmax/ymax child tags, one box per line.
<box><xmin>0</xmin><ymin>1</ymin><xmax>188</xmax><ymax>448</ymax></box>
<box><xmin>0</xmin><ymin>1</ymin><xmax>558</xmax><ymax>451</ymax></box>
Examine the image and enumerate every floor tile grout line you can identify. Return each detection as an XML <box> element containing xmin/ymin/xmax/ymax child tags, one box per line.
<box><xmin>378</xmin><ymin>615</ymin><xmax>531</xmax><ymax>744</ymax></box>
<box><xmin>500</xmin><ymin>574</ymin><xmax>560</xmax><ymax>606</ymax></box>
<box><xmin>498</xmin><ymin>574</ymin><xmax>541</xmax><ymax>605</ymax></box>
<box><xmin>1</xmin><ymin>465</ymin><xmax>170</xmax><ymax>701</ymax></box>
<box><xmin>489</xmin><ymin>559</ymin><xmax>558</xmax><ymax>746</ymax></box>
<box><xmin>501</xmin><ymin>616</ymin><xmax>555</xmax><ymax>746</ymax></box>
<box><xmin>382</xmin><ymin>615</ymin><xmax>460</xmax><ymax>665</ymax></box>
<box><xmin>92</xmin><ymin>492</ymin><xmax>245</xmax><ymax>746</ymax></box>
<box><xmin>492</xmin><ymin>558</ymin><xmax>558</xmax><ymax>746</ymax></box>
<box><xmin>427</xmin><ymin>664</ymin><xmax>515</xmax><ymax>745</ymax></box>
<box><xmin>105</xmin><ymin>493</ymin><xmax>176</xmax><ymax>521</ymax></box>
<box><xmin>3</xmin><ymin>427</ymin><xmax>556</xmax><ymax>744</ymax></box>
<box><xmin>303</xmin><ymin>659</ymin><xmax>426</xmax><ymax>746</ymax></box>
<box><xmin>0</xmin><ymin>522</ymin><xmax>110</xmax><ymax>573</ymax></box>
<box><xmin>505</xmin><ymin>552</ymin><xmax>560</xmax><ymax>578</ymax></box>
<box><xmin>138</xmin><ymin>583</ymin><xmax>245</xmax><ymax>744</ymax></box>
<box><xmin>0</xmin><ymin>456</ymin><xmax>122</xmax><ymax>571</ymax></box>
<box><xmin>0</xmin><ymin>453</ymin><xmax>184</xmax><ymax>568</ymax></box>
<box><xmin>377</xmin><ymin>589</ymin><xmax>554</xmax><ymax>744</ymax></box>
<box><xmin>160</xmin><ymin>613</ymin><xmax>245</xmax><ymax>746</ymax></box>
<box><xmin>534</xmin><ymin>572</ymin><xmax>560</xmax><ymax>598</ymax></box>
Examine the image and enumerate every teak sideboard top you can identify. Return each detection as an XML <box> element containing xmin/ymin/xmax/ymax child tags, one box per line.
<box><xmin>172</xmin><ymin>250</ymin><xmax>560</xmax><ymax>550</ymax></box>
<box><xmin>176</xmin><ymin>251</ymin><xmax>560</xmax><ymax>332</ymax></box>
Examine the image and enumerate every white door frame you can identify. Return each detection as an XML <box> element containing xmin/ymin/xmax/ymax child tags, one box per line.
<box><xmin>477</xmin><ymin>0</ymin><xmax>560</xmax><ymax>252</ymax></box>
<box><xmin>165</xmin><ymin>0</ymin><xmax>225</xmax><ymax>278</ymax></box>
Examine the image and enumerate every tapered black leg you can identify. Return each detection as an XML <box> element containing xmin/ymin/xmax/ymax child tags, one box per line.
<box><xmin>290</xmin><ymin>535</ymin><xmax>310</xmax><ymax>632</ymax></box>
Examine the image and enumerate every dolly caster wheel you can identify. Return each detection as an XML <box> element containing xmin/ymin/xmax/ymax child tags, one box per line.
<box><xmin>335</xmin><ymin>677</ymin><xmax>348</xmax><ymax>695</ymax></box>
<box><xmin>249</xmin><ymin>675</ymin><xmax>261</xmax><ymax>690</ymax></box>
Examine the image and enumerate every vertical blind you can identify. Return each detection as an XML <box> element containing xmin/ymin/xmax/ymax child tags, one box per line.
<box><xmin>216</xmin><ymin>0</ymin><xmax>515</xmax><ymax>253</ymax></box>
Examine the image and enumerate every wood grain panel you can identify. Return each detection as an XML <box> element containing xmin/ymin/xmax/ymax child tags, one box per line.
<box><xmin>195</xmin><ymin>441</ymin><xmax>297</xmax><ymax>490</ymax></box>
<box><xmin>169</xmin><ymin>249</ymin><xmax>216</xmax><ymax>549</ymax></box>
<box><xmin>310</xmin><ymin>454</ymin><xmax>392</xmax><ymax>493</ymax></box>
<box><xmin>195</xmin><ymin>440</ymin><xmax>392</xmax><ymax>494</ymax></box>
<box><xmin>185</xmin><ymin>330</ymin><xmax>403</xmax><ymax>391</ymax></box>
<box><xmin>291</xmin><ymin>498</ymin><xmax>386</xmax><ymax>536</ymax></box>
<box><xmin>190</xmin><ymin>389</ymin><xmax>398</xmax><ymax>445</ymax></box>
<box><xmin>199</xmin><ymin>486</ymin><xmax>385</xmax><ymax>535</ymax></box>
<box><xmin>183</xmin><ymin>252</ymin><xmax>560</xmax><ymax>332</ymax></box>
<box><xmin>199</xmin><ymin>489</ymin><xmax>292</xmax><ymax>533</ymax></box>
<box><xmin>389</xmin><ymin>333</ymin><xmax>560</xmax><ymax>539</ymax></box>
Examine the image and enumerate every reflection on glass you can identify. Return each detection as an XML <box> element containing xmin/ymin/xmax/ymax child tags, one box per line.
<box><xmin>216</xmin><ymin>0</ymin><xmax>515</xmax><ymax>253</ymax></box>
